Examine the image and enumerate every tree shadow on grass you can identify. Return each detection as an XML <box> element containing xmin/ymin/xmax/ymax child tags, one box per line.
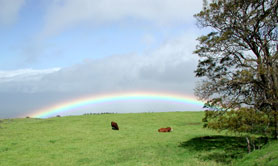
<box><xmin>179</xmin><ymin>136</ymin><xmax>267</xmax><ymax>164</ymax></box>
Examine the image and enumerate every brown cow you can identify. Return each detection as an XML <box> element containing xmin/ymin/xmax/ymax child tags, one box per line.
<box><xmin>158</xmin><ymin>127</ymin><xmax>172</xmax><ymax>132</ymax></box>
<box><xmin>111</xmin><ymin>121</ymin><xmax>119</xmax><ymax>130</ymax></box>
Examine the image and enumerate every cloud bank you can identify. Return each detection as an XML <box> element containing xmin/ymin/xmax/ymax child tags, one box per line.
<box><xmin>0</xmin><ymin>32</ymin><xmax>201</xmax><ymax>118</ymax></box>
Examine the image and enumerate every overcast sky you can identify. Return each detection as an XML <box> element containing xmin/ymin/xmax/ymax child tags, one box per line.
<box><xmin>0</xmin><ymin>0</ymin><xmax>205</xmax><ymax>118</ymax></box>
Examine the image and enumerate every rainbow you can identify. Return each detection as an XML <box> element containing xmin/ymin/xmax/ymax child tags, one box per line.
<box><xmin>30</xmin><ymin>92</ymin><xmax>205</xmax><ymax>118</ymax></box>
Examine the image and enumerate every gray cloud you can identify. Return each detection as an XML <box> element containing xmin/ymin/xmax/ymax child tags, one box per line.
<box><xmin>0</xmin><ymin>32</ymin><xmax>202</xmax><ymax>118</ymax></box>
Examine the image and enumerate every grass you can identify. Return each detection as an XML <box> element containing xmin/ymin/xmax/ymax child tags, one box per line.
<box><xmin>234</xmin><ymin>139</ymin><xmax>278</xmax><ymax>166</ymax></box>
<box><xmin>0</xmin><ymin>111</ymin><xmax>276</xmax><ymax>166</ymax></box>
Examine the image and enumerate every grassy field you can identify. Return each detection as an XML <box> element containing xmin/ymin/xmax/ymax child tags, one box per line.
<box><xmin>0</xmin><ymin>111</ymin><xmax>277</xmax><ymax>166</ymax></box>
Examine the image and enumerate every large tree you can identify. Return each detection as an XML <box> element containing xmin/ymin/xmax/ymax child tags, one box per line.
<box><xmin>194</xmin><ymin>0</ymin><xmax>278</xmax><ymax>139</ymax></box>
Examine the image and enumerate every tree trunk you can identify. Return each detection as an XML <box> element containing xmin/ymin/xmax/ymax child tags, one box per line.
<box><xmin>246</xmin><ymin>137</ymin><xmax>251</xmax><ymax>153</ymax></box>
<box><xmin>271</xmin><ymin>63</ymin><xmax>278</xmax><ymax>140</ymax></box>
<box><xmin>274</xmin><ymin>110</ymin><xmax>278</xmax><ymax>140</ymax></box>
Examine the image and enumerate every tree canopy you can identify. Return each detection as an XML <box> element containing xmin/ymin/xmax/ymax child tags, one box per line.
<box><xmin>194</xmin><ymin>0</ymin><xmax>278</xmax><ymax>140</ymax></box>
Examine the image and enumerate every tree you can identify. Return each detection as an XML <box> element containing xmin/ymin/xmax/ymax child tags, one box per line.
<box><xmin>194</xmin><ymin>0</ymin><xmax>278</xmax><ymax>139</ymax></box>
<box><xmin>203</xmin><ymin>108</ymin><xmax>270</xmax><ymax>152</ymax></box>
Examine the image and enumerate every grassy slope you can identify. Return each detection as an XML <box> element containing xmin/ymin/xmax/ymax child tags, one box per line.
<box><xmin>0</xmin><ymin>111</ymin><xmax>275</xmax><ymax>166</ymax></box>
<box><xmin>233</xmin><ymin>140</ymin><xmax>278</xmax><ymax>166</ymax></box>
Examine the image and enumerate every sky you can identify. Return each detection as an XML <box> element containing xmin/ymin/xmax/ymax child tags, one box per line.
<box><xmin>0</xmin><ymin>0</ymin><xmax>205</xmax><ymax>118</ymax></box>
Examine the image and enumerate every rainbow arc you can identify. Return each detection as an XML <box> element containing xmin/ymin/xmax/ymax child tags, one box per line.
<box><xmin>30</xmin><ymin>92</ymin><xmax>204</xmax><ymax>118</ymax></box>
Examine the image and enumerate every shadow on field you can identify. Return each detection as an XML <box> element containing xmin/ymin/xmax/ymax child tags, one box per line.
<box><xmin>179</xmin><ymin>136</ymin><xmax>267</xmax><ymax>164</ymax></box>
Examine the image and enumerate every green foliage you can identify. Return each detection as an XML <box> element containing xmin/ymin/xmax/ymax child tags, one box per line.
<box><xmin>202</xmin><ymin>108</ymin><xmax>272</xmax><ymax>152</ymax></box>
<box><xmin>194</xmin><ymin>0</ymin><xmax>278</xmax><ymax>139</ymax></box>
<box><xmin>203</xmin><ymin>108</ymin><xmax>270</xmax><ymax>135</ymax></box>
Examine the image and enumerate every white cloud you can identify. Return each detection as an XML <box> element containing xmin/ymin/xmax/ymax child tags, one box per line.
<box><xmin>0</xmin><ymin>68</ymin><xmax>61</xmax><ymax>94</ymax></box>
<box><xmin>40</xmin><ymin>0</ymin><xmax>202</xmax><ymax>38</ymax></box>
<box><xmin>0</xmin><ymin>0</ymin><xmax>25</xmax><ymax>25</ymax></box>
<box><xmin>0</xmin><ymin>68</ymin><xmax>61</xmax><ymax>82</ymax></box>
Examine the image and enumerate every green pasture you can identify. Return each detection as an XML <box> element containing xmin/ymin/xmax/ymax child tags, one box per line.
<box><xmin>0</xmin><ymin>112</ymin><xmax>277</xmax><ymax>166</ymax></box>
